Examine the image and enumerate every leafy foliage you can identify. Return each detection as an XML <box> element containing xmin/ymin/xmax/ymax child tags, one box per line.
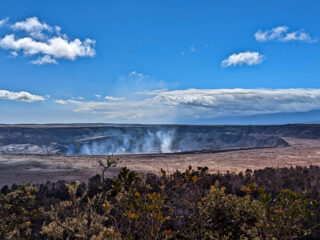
<box><xmin>41</xmin><ymin>181</ymin><xmax>116</xmax><ymax>240</ymax></box>
<box><xmin>0</xmin><ymin>184</ymin><xmax>38</xmax><ymax>240</ymax></box>
<box><xmin>1</xmin><ymin>160</ymin><xmax>320</xmax><ymax>239</ymax></box>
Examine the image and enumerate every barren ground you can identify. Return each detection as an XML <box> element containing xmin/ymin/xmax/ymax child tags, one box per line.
<box><xmin>1</xmin><ymin>137</ymin><xmax>320</xmax><ymax>186</ymax></box>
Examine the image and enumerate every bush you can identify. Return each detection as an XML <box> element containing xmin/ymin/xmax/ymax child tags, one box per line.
<box><xmin>181</xmin><ymin>182</ymin><xmax>316</xmax><ymax>239</ymax></box>
<box><xmin>184</xmin><ymin>182</ymin><xmax>264</xmax><ymax>239</ymax></box>
<box><xmin>1</xmin><ymin>163</ymin><xmax>320</xmax><ymax>239</ymax></box>
<box><xmin>0</xmin><ymin>184</ymin><xmax>38</xmax><ymax>240</ymax></box>
<box><xmin>41</xmin><ymin>181</ymin><xmax>116</xmax><ymax>240</ymax></box>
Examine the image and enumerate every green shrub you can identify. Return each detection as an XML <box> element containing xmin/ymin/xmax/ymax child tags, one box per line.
<box><xmin>41</xmin><ymin>181</ymin><xmax>116</xmax><ymax>240</ymax></box>
<box><xmin>0</xmin><ymin>184</ymin><xmax>38</xmax><ymax>240</ymax></box>
<box><xmin>258</xmin><ymin>187</ymin><xmax>316</xmax><ymax>239</ymax></box>
<box><xmin>1</xmin><ymin>164</ymin><xmax>320</xmax><ymax>239</ymax></box>
<box><xmin>181</xmin><ymin>182</ymin><xmax>317</xmax><ymax>240</ymax></box>
<box><xmin>182</xmin><ymin>182</ymin><xmax>265</xmax><ymax>239</ymax></box>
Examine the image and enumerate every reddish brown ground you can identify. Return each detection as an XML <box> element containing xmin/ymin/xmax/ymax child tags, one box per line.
<box><xmin>1</xmin><ymin>137</ymin><xmax>320</xmax><ymax>186</ymax></box>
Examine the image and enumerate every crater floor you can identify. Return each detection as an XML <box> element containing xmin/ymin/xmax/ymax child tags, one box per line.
<box><xmin>1</xmin><ymin>137</ymin><xmax>320</xmax><ymax>186</ymax></box>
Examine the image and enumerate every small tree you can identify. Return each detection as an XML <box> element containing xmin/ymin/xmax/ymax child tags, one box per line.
<box><xmin>98</xmin><ymin>155</ymin><xmax>119</xmax><ymax>183</ymax></box>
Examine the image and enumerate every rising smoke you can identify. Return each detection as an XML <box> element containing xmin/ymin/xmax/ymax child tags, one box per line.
<box><xmin>67</xmin><ymin>128</ymin><xmax>177</xmax><ymax>155</ymax></box>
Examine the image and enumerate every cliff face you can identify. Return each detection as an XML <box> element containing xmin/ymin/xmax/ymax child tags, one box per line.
<box><xmin>1</xmin><ymin>124</ymin><xmax>318</xmax><ymax>154</ymax></box>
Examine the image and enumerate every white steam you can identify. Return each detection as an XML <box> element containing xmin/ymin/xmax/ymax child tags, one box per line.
<box><xmin>68</xmin><ymin>129</ymin><xmax>176</xmax><ymax>155</ymax></box>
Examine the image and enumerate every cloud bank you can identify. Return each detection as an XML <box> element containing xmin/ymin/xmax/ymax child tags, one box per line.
<box><xmin>0</xmin><ymin>17</ymin><xmax>96</xmax><ymax>64</ymax></box>
<box><xmin>255</xmin><ymin>26</ymin><xmax>317</xmax><ymax>43</ymax></box>
<box><xmin>54</xmin><ymin>88</ymin><xmax>320</xmax><ymax>122</ymax></box>
<box><xmin>0</xmin><ymin>89</ymin><xmax>45</xmax><ymax>102</ymax></box>
<box><xmin>221</xmin><ymin>52</ymin><xmax>264</xmax><ymax>67</ymax></box>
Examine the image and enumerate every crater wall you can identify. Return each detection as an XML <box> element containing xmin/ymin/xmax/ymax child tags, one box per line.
<box><xmin>2</xmin><ymin>123</ymin><xmax>317</xmax><ymax>155</ymax></box>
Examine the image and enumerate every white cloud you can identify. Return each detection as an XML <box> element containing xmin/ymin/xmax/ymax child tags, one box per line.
<box><xmin>70</xmin><ymin>96</ymin><xmax>84</xmax><ymax>100</ymax></box>
<box><xmin>54</xmin><ymin>99</ymin><xmax>79</xmax><ymax>105</ymax></box>
<box><xmin>30</xmin><ymin>55</ymin><xmax>58</xmax><ymax>65</ymax></box>
<box><xmin>255</xmin><ymin>26</ymin><xmax>317</xmax><ymax>43</ymax></box>
<box><xmin>129</xmin><ymin>71</ymin><xmax>144</xmax><ymax>78</ymax></box>
<box><xmin>95</xmin><ymin>94</ymin><xmax>101</xmax><ymax>98</ymax></box>
<box><xmin>53</xmin><ymin>88</ymin><xmax>320</xmax><ymax>121</ymax></box>
<box><xmin>0</xmin><ymin>89</ymin><xmax>44</xmax><ymax>102</ymax></box>
<box><xmin>150</xmin><ymin>89</ymin><xmax>320</xmax><ymax>116</ymax></box>
<box><xmin>0</xmin><ymin>34</ymin><xmax>95</xmax><ymax>60</ymax></box>
<box><xmin>54</xmin><ymin>98</ymin><xmax>164</xmax><ymax>120</ymax></box>
<box><xmin>54</xmin><ymin>99</ymin><xmax>68</xmax><ymax>104</ymax></box>
<box><xmin>0</xmin><ymin>18</ymin><xmax>9</xmax><ymax>27</ymax></box>
<box><xmin>11</xmin><ymin>17</ymin><xmax>52</xmax><ymax>40</ymax></box>
<box><xmin>136</xmin><ymin>89</ymin><xmax>168</xmax><ymax>95</ymax></box>
<box><xmin>221</xmin><ymin>51</ymin><xmax>265</xmax><ymax>67</ymax></box>
<box><xmin>0</xmin><ymin>17</ymin><xmax>96</xmax><ymax>64</ymax></box>
<box><xmin>105</xmin><ymin>96</ymin><xmax>126</xmax><ymax>101</ymax></box>
<box><xmin>9</xmin><ymin>51</ymin><xmax>18</xmax><ymax>57</ymax></box>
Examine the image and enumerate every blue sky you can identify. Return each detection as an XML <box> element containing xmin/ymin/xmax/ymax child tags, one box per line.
<box><xmin>1</xmin><ymin>0</ymin><xmax>320</xmax><ymax>124</ymax></box>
